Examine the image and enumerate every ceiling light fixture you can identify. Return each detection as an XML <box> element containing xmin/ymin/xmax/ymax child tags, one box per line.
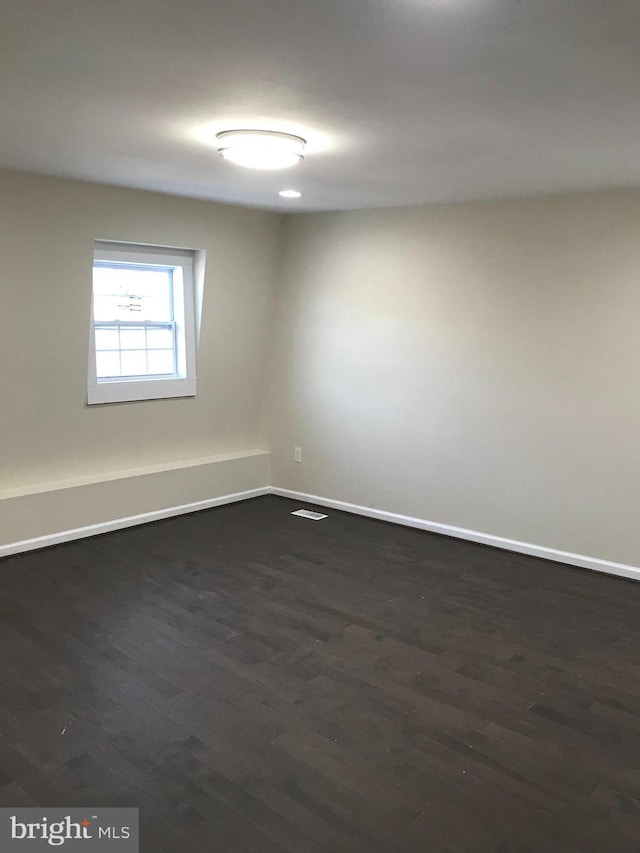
<box><xmin>279</xmin><ymin>190</ymin><xmax>302</xmax><ymax>198</ymax></box>
<box><xmin>216</xmin><ymin>130</ymin><xmax>306</xmax><ymax>170</ymax></box>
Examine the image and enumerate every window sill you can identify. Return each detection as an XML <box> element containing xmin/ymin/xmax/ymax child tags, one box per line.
<box><xmin>87</xmin><ymin>378</ymin><xmax>197</xmax><ymax>405</ymax></box>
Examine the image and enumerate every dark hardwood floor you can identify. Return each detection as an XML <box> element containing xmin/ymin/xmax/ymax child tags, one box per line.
<box><xmin>1</xmin><ymin>495</ymin><xmax>639</xmax><ymax>852</ymax></box>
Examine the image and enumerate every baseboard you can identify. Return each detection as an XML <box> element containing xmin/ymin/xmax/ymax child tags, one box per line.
<box><xmin>271</xmin><ymin>487</ymin><xmax>640</xmax><ymax>583</ymax></box>
<box><xmin>4</xmin><ymin>479</ymin><xmax>638</xmax><ymax>583</ymax></box>
<box><xmin>0</xmin><ymin>487</ymin><xmax>270</xmax><ymax>559</ymax></box>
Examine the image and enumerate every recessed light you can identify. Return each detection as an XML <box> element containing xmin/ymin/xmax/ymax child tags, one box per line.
<box><xmin>279</xmin><ymin>190</ymin><xmax>302</xmax><ymax>199</ymax></box>
<box><xmin>216</xmin><ymin>130</ymin><xmax>306</xmax><ymax>170</ymax></box>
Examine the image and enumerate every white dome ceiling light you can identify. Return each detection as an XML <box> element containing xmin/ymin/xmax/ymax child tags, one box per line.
<box><xmin>279</xmin><ymin>189</ymin><xmax>302</xmax><ymax>198</ymax></box>
<box><xmin>216</xmin><ymin>130</ymin><xmax>306</xmax><ymax>170</ymax></box>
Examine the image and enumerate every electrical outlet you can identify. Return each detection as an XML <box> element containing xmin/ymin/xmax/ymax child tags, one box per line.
<box><xmin>294</xmin><ymin>446</ymin><xmax>302</xmax><ymax>463</ymax></box>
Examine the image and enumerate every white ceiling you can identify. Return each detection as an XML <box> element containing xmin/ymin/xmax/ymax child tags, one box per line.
<box><xmin>1</xmin><ymin>0</ymin><xmax>640</xmax><ymax>211</ymax></box>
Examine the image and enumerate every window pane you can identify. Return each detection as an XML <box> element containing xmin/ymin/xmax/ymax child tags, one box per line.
<box><xmin>93</xmin><ymin>264</ymin><xmax>173</xmax><ymax>322</ymax></box>
<box><xmin>95</xmin><ymin>328</ymin><xmax>119</xmax><ymax>350</ymax></box>
<box><xmin>146</xmin><ymin>327</ymin><xmax>174</xmax><ymax>349</ymax></box>
<box><xmin>93</xmin><ymin>294</ymin><xmax>121</xmax><ymax>321</ymax></box>
<box><xmin>120</xmin><ymin>328</ymin><xmax>146</xmax><ymax>350</ymax></box>
<box><xmin>96</xmin><ymin>351</ymin><xmax>120</xmax><ymax>378</ymax></box>
<box><xmin>147</xmin><ymin>349</ymin><xmax>176</xmax><ymax>375</ymax></box>
<box><xmin>120</xmin><ymin>350</ymin><xmax>147</xmax><ymax>376</ymax></box>
<box><xmin>139</xmin><ymin>295</ymin><xmax>173</xmax><ymax>322</ymax></box>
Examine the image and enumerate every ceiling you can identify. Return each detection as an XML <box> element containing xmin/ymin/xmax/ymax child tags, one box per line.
<box><xmin>1</xmin><ymin>0</ymin><xmax>640</xmax><ymax>212</ymax></box>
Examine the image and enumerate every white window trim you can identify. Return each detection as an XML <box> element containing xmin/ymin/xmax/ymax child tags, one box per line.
<box><xmin>88</xmin><ymin>242</ymin><xmax>198</xmax><ymax>405</ymax></box>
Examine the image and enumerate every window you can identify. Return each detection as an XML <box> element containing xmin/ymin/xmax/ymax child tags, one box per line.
<box><xmin>88</xmin><ymin>242</ymin><xmax>198</xmax><ymax>404</ymax></box>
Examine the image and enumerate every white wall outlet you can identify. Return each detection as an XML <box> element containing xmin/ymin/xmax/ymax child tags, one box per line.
<box><xmin>294</xmin><ymin>446</ymin><xmax>302</xmax><ymax>463</ymax></box>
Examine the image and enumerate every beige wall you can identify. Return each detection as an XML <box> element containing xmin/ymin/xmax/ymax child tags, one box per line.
<box><xmin>3</xmin><ymin>170</ymin><xmax>639</xmax><ymax>568</ymax></box>
<box><xmin>0</xmin><ymin>170</ymin><xmax>281</xmax><ymax>489</ymax></box>
<box><xmin>268</xmin><ymin>191</ymin><xmax>640</xmax><ymax>566</ymax></box>
<box><xmin>0</xmin><ymin>170</ymin><xmax>280</xmax><ymax>545</ymax></box>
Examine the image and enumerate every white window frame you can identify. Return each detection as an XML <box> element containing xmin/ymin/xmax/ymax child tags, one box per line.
<box><xmin>88</xmin><ymin>242</ymin><xmax>198</xmax><ymax>405</ymax></box>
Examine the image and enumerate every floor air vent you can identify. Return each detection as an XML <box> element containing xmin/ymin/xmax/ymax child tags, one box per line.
<box><xmin>291</xmin><ymin>509</ymin><xmax>328</xmax><ymax>520</ymax></box>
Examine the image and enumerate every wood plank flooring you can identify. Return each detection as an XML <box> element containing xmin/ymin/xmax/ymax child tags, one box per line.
<box><xmin>1</xmin><ymin>494</ymin><xmax>639</xmax><ymax>851</ymax></box>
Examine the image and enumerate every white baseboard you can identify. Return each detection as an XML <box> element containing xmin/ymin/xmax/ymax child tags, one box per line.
<box><xmin>3</xmin><ymin>482</ymin><xmax>638</xmax><ymax>584</ymax></box>
<box><xmin>271</xmin><ymin>487</ymin><xmax>640</xmax><ymax>583</ymax></box>
<box><xmin>0</xmin><ymin>487</ymin><xmax>270</xmax><ymax>559</ymax></box>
